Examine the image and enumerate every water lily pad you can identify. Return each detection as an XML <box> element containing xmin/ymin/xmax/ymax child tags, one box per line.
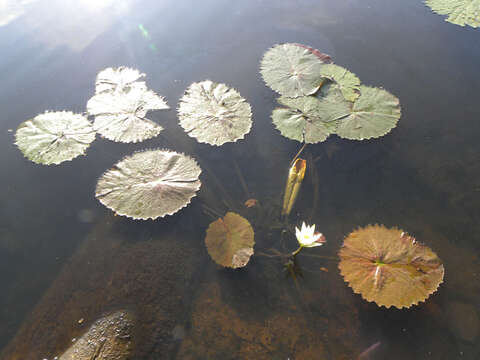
<box><xmin>272</xmin><ymin>85</ymin><xmax>350</xmax><ymax>143</ymax></box>
<box><xmin>335</xmin><ymin>86</ymin><xmax>401</xmax><ymax>140</ymax></box>
<box><xmin>95</xmin><ymin>149</ymin><xmax>201</xmax><ymax>220</ymax></box>
<box><xmin>425</xmin><ymin>0</ymin><xmax>480</xmax><ymax>28</ymax></box>
<box><xmin>319</xmin><ymin>64</ymin><xmax>361</xmax><ymax>102</ymax></box>
<box><xmin>338</xmin><ymin>224</ymin><xmax>444</xmax><ymax>309</ymax></box>
<box><xmin>260</xmin><ymin>43</ymin><xmax>330</xmax><ymax>98</ymax></box>
<box><xmin>177</xmin><ymin>80</ymin><xmax>252</xmax><ymax>146</ymax></box>
<box><xmin>87</xmin><ymin>68</ymin><xmax>169</xmax><ymax>143</ymax></box>
<box><xmin>94</xmin><ymin>66</ymin><xmax>146</xmax><ymax>94</ymax></box>
<box><xmin>15</xmin><ymin>111</ymin><xmax>95</xmax><ymax>165</ymax></box>
<box><xmin>205</xmin><ymin>212</ymin><xmax>255</xmax><ymax>268</ymax></box>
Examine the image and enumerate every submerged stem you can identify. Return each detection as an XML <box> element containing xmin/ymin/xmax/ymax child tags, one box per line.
<box><xmin>289</xmin><ymin>142</ymin><xmax>307</xmax><ymax>167</ymax></box>
<box><xmin>292</xmin><ymin>246</ymin><xmax>303</xmax><ymax>257</ymax></box>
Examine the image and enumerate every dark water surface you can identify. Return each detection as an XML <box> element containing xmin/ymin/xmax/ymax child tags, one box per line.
<box><xmin>1</xmin><ymin>0</ymin><xmax>480</xmax><ymax>359</ymax></box>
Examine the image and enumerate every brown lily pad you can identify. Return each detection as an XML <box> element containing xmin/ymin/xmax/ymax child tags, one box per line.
<box><xmin>205</xmin><ymin>212</ymin><xmax>255</xmax><ymax>268</ymax></box>
<box><xmin>338</xmin><ymin>224</ymin><xmax>444</xmax><ymax>309</ymax></box>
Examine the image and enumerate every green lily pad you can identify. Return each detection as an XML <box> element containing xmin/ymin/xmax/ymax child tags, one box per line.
<box><xmin>15</xmin><ymin>111</ymin><xmax>95</xmax><ymax>165</ymax></box>
<box><xmin>177</xmin><ymin>80</ymin><xmax>252</xmax><ymax>146</ymax></box>
<box><xmin>87</xmin><ymin>67</ymin><xmax>169</xmax><ymax>143</ymax></box>
<box><xmin>205</xmin><ymin>212</ymin><xmax>255</xmax><ymax>268</ymax></box>
<box><xmin>272</xmin><ymin>85</ymin><xmax>350</xmax><ymax>143</ymax></box>
<box><xmin>319</xmin><ymin>64</ymin><xmax>361</xmax><ymax>102</ymax></box>
<box><xmin>338</xmin><ymin>224</ymin><xmax>444</xmax><ymax>309</ymax></box>
<box><xmin>260</xmin><ymin>43</ymin><xmax>330</xmax><ymax>98</ymax></box>
<box><xmin>425</xmin><ymin>0</ymin><xmax>480</xmax><ymax>28</ymax></box>
<box><xmin>335</xmin><ymin>86</ymin><xmax>401</xmax><ymax>140</ymax></box>
<box><xmin>95</xmin><ymin>149</ymin><xmax>201</xmax><ymax>220</ymax></box>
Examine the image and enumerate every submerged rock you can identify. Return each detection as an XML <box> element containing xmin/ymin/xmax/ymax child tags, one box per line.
<box><xmin>0</xmin><ymin>214</ymin><xmax>202</xmax><ymax>359</ymax></box>
<box><xmin>59</xmin><ymin>311</ymin><xmax>133</xmax><ymax>359</ymax></box>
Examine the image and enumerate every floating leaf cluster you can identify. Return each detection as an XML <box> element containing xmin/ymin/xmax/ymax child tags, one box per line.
<box><xmin>87</xmin><ymin>67</ymin><xmax>169</xmax><ymax>143</ymax></box>
<box><xmin>261</xmin><ymin>43</ymin><xmax>401</xmax><ymax>142</ymax></box>
<box><xmin>425</xmin><ymin>0</ymin><xmax>480</xmax><ymax>28</ymax></box>
<box><xmin>338</xmin><ymin>224</ymin><xmax>444</xmax><ymax>309</ymax></box>
<box><xmin>14</xmin><ymin>66</ymin><xmax>170</xmax><ymax>165</ymax></box>
<box><xmin>14</xmin><ymin>67</ymin><xmax>203</xmax><ymax>219</ymax></box>
<box><xmin>11</xmin><ymin>53</ymin><xmax>446</xmax><ymax>314</ymax></box>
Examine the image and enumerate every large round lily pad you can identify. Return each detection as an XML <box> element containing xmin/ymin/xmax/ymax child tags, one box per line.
<box><xmin>87</xmin><ymin>67</ymin><xmax>169</xmax><ymax>143</ymax></box>
<box><xmin>205</xmin><ymin>212</ymin><xmax>255</xmax><ymax>268</ymax></box>
<box><xmin>272</xmin><ymin>85</ymin><xmax>350</xmax><ymax>143</ymax></box>
<box><xmin>177</xmin><ymin>80</ymin><xmax>252</xmax><ymax>146</ymax></box>
<box><xmin>260</xmin><ymin>43</ymin><xmax>330</xmax><ymax>98</ymax></box>
<box><xmin>338</xmin><ymin>224</ymin><xmax>444</xmax><ymax>309</ymax></box>
<box><xmin>425</xmin><ymin>0</ymin><xmax>480</xmax><ymax>28</ymax></box>
<box><xmin>335</xmin><ymin>86</ymin><xmax>401</xmax><ymax>140</ymax></box>
<box><xmin>95</xmin><ymin>149</ymin><xmax>201</xmax><ymax>220</ymax></box>
<box><xmin>15</xmin><ymin>111</ymin><xmax>95</xmax><ymax>165</ymax></box>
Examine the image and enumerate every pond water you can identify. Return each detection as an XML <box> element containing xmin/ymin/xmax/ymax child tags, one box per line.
<box><xmin>1</xmin><ymin>0</ymin><xmax>480</xmax><ymax>359</ymax></box>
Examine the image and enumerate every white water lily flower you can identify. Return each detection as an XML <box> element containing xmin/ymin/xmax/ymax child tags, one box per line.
<box><xmin>295</xmin><ymin>222</ymin><xmax>326</xmax><ymax>248</ymax></box>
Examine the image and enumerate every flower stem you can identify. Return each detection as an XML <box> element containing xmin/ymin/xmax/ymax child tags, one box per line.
<box><xmin>292</xmin><ymin>246</ymin><xmax>303</xmax><ymax>257</ymax></box>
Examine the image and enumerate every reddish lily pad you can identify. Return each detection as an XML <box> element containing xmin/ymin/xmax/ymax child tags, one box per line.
<box><xmin>205</xmin><ymin>212</ymin><xmax>255</xmax><ymax>268</ymax></box>
<box><xmin>338</xmin><ymin>224</ymin><xmax>444</xmax><ymax>309</ymax></box>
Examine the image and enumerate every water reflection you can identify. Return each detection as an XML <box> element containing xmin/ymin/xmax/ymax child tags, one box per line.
<box><xmin>1</xmin><ymin>0</ymin><xmax>130</xmax><ymax>51</ymax></box>
<box><xmin>0</xmin><ymin>0</ymin><xmax>38</xmax><ymax>27</ymax></box>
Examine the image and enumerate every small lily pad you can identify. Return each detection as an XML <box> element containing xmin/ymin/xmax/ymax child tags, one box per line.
<box><xmin>177</xmin><ymin>80</ymin><xmax>252</xmax><ymax>146</ymax></box>
<box><xmin>205</xmin><ymin>212</ymin><xmax>255</xmax><ymax>268</ymax></box>
<box><xmin>319</xmin><ymin>64</ymin><xmax>361</xmax><ymax>102</ymax></box>
<box><xmin>94</xmin><ymin>66</ymin><xmax>146</xmax><ymax>94</ymax></box>
<box><xmin>335</xmin><ymin>86</ymin><xmax>401</xmax><ymax>140</ymax></box>
<box><xmin>95</xmin><ymin>149</ymin><xmax>201</xmax><ymax>220</ymax></box>
<box><xmin>87</xmin><ymin>67</ymin><xmax>169</xmax><ymax>143</ymax></box>
<box><xmin>425</xmin><ymin>0</ymin><xmax>480</xmax><ymax>28</ymax></box>
<box><xmin>15</xmin><ymin>111</ymin><xmax>95</xmax><ymax>165</ymax></box>
<box><xmin>272</xmin><ymin>85</ymin><xmax>350</xmax><ymax>143</ymax></box>
<box><xmin>338</xmin><ymin>224</ymin><xmax>444</xmax><ymax>309</ymax></box>
<box><xmin>260</xmin><ymin>43</ymin><xmax>330</xmax><ymax>98</ymax></box>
